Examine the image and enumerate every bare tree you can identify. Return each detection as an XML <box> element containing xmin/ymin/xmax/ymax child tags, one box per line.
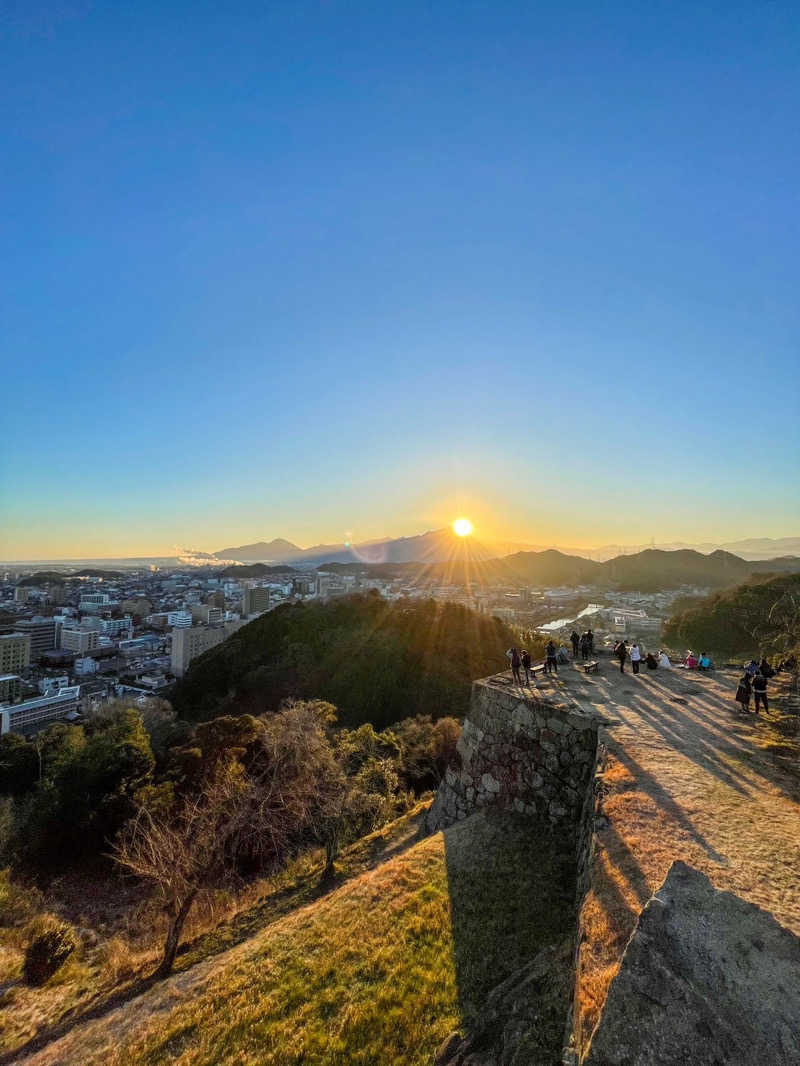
<box><xmin>114</xmin><ymin>700</ymin><xmax>345</xmax><ymax>977</ymax></box>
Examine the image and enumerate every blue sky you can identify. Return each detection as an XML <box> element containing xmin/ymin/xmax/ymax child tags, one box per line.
<box><xmin>2</xmin><ymin>1</ymin><xmax>798</xmax><ymax>558</ymax></box>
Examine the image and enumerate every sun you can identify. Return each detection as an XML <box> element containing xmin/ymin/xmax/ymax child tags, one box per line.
<box><xmin>452</xmin><ymin>517</ymin><xmax>473</xmax><ymax>538</ymax></box>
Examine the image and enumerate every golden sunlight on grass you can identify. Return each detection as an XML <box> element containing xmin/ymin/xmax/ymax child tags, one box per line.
<box><xmin>22</xmin><ymin>813</ymin><xmax>576</xmax><ymax>1066</ymax></box>
<box><xmin>452</xmin><ymin>517</ymin><xmax>473</xmax><ymax>537</ymax></box>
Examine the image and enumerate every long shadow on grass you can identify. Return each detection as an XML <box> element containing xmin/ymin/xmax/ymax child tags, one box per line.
<box><xmin>1</xmin><ymin>808</ymin><xmax>428</xmax><ymax>1066</ymax></box>
<box><xmin>443</xmin><ymin>809</ymin><xmax>577</xmax><ymax>1033</ymax></box>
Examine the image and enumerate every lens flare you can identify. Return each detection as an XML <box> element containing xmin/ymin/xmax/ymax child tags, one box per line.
<box><xmin>453</xmin><ymin>517</ymin><xmax>473</xmax><ymax>537</ymax></box>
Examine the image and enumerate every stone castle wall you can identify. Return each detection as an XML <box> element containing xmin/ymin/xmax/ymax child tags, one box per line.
<box><xmin>426</xmin><ymin>674</ymin><xmax>600</xmax><ymax>832</ymax></box>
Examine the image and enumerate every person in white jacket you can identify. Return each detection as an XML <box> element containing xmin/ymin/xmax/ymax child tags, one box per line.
<box><xmin>630</xmin><ymin>641</ymin><xmax>642</xmax><ymax>675</ymax></box>
<box><xmin>659</xmin><ymin>650</ymin><xmax>671</xmax><ymax>669</ymax></box>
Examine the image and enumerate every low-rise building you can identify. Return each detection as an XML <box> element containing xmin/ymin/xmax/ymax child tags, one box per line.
<box><xmin>0</xmin><ymin>686</ymin><xmax>81</xmax><ymax>735</ymax></box>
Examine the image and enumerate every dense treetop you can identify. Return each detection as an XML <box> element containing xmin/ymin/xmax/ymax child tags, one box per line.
<box><xmin>170</xmin><ymin>594</ymin><xmax>525</xmax><ymax>728</ymax></box>
<box><xmin>663</xmin><ymin>572</ymin><xmax>800</xmax><ymax>658</ymax></box>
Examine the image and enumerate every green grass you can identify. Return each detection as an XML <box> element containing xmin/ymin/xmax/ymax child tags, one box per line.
<box><xmin>35</xmin><ymin>812</ymin><xmax>576</xmax><ymax>1066</ymax></box>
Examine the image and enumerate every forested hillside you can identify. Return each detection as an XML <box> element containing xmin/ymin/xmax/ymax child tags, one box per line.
<box><xmin>662</xmin><ymin>572</ymin><xmax>800</xmax><ymax>657</ymax></box>
<box><xmin>171</xmin><ymin>594</ymin><xmax>524</xmax><ymax>726</ymax></box>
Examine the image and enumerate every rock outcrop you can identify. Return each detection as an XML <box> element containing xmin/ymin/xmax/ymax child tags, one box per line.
<box><xmin>583</xmin><ymin>860</ymin><xmax>800</xmax><ymax>1065</ymax></box>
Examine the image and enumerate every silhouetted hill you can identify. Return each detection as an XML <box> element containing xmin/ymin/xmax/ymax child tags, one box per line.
<box><xmin>170</xmin><ymin>594</ymin><xmax>523</xmax><ymax>727</ymax></box>
<box><xmin>219</xmin><ymin>563</ymin><xmax>299</xmax><ymax>578</ymax></box>
<box><xmin>662</xmin><ymin>572</ymin><xmax>800</xmax><ymax>657</ymax></box>
<box><xmin>215</xmin><ymin>539</ymin><xmax>302</xmax><ymax>562</ymax></box>
<box><xmin>16</xmin><ymin>571</ymin><xmax>66</xmax><ymax>586</ymax></box>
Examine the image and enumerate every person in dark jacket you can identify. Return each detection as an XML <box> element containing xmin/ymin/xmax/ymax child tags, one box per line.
<box><xmin>579</xmin><ymin>633</ymin><xmax>589</xmax><ymax>661</ymax></box>
<box><xmin>616</xmin><ymin>639</ymin><xmax>627</xmax><ymax>674</ymax></box>
<box><xmin>570</xmin><ymin>631</ymin><xmax>580</xmax><ymax>658</ymax></box>
<box><xmin>752</xmin><ymin>672</ymin><xmax>769</xmax><ymax>714</ymax></box>
<box><xmin>587</xmin><ymin>629</ymin><xmax>594</xmax><ymax>655</ymax></box>
<box><xmin>759</xmin><ymin>657</ymin><xmax>775</xmax><ymax>679</ymax></box>
<box><xmin>735</xmin><ymin>672</ymin><xmax>752</xmax><ymax>714</ymax></box>
<box><xmin>521</xmin><ymin>649</ymin><xmax>532</xmax><ymax>685</ymax></box>
<box><xmin>545</xmin><ymin>640</ymin><xmax>558</xmax><ymax>674</ymax></box>
<box><xmin>645</xmin><ymin>652</ymin><xmax>658</xmax><ymax>670</ymax></box>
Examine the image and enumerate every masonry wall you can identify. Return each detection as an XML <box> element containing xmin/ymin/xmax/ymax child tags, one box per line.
<box><xmin>425</xmin><ymin>675</ymin><xmax>600</xmax><ymax>832</ymax></box>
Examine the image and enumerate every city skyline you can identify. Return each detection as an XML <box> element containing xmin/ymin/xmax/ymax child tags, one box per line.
<box><xmin>2</xmin><ymin>2</ymin><xmax>799</xmax><ymax>558</ymax></box>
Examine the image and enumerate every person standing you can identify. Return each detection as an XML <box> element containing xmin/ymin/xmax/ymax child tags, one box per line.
<box><xmin>521</xmin><ymin>649</ymin><xmax>532</xmax><ymax>685</ymax></box>
<box><xmin>752</xmin><ymin>671</ymin><xmax>769</xmax><ymax>715</ymax></box>
<box><xmin>545</xmin><ymin>640</ymin><xmax>558</xmax><ymax>674</ymax></box>
<box><xmin>570</xmin><ymin>630</ymin><xmax>580</xmax><ymax>658</ymax></box>
<box><xmin>735</xmin><ymin>671</ymin><xmax>752</xmax><ymax>714</ymax></box>
<box><xmin>510</xmin><ymin>647</ymin><xmax>522</xmax><ymax>685</ymax></box>
<box><xmin>580</xmin><ymin>633</ymin><xmax>589</xmax><ymax>661</ymax></box>
<box><xmin>630</xmin><ymin>641</ymin><xmax>642</xmax><ymax>675</ymax></box>
<box><xmin>616</xmin><ymin>639</ymin><xmax>627</xmax><ymax>674</ymax></box>
<box><xmin>587</xmin><ymin>629</ymin><xmax>595</xmax><ymax>655</ymax></box>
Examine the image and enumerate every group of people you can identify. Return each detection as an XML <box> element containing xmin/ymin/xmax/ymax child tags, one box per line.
<box><xmin>569</xmin><ymin>629</ymin><xmax>594</xmax><ymax>661</ymax></box>
<box><xmin>612</xmin><ymin>639</ymin><xmax>672</xmax><ymax>674</ymax></box>
<box><xmin>735</xmin><ymin>657</ymin><xmax>775</xmax><ymax>715</ymax></box>
<box><xmin>506</xmin><ymin>639</ymin><xmax>569</xmax><ymax>684</ymax></box>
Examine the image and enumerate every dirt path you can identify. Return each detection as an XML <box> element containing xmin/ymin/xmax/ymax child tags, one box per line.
<box><xmin>563</xmin><ymin>660</ymin><xmax>800</xmax><ymax>1041</ymax></box>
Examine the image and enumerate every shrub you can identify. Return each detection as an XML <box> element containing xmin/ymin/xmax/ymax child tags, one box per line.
<box><xmin>23</xmin><ymin>915</ymin><xmax>77</xmax><ymax>985</ymax></box>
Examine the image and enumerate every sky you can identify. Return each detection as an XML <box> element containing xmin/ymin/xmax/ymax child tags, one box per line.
<box><xmin>1</xmin><ymin>1</ymin><xmax>799</xmax><ymax>559</ymax></box>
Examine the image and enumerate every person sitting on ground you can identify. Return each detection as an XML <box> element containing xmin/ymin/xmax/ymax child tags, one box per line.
<box><xmin>545</xmin><ymin>639</ymin><xmax>558</xmax><ymax>674</ymax></box>
<box><xmin>557</xmin><ymin>643</ymin><xmax>570</xmax><ymax>664</ymax></box>
<box><xmin>509</xmin><ymin>646</ymin><xmax>522</xmax><ymax>684</ymax></box>
<box><xmin>645</xmin><ymin>651</ymin><xmax>658</xmax><ymax>670</ymax></box>
<box><xmin>777</xmin><ymin>653</ymin><xmax>797</xmax><ymax>674</ymax></box>
<box><xmin>685</xmin><ymin>651</ymin><xmax>698</xmax><ymax>669</ymax></box>
<box><xmin>521</xmin><ymin>648</ymin><xmax>532</xmax><ymax>685</ymax></box>
<box><xmin>570</xmin><ymin>630</ymin><xmax>580</xmax><ymax>658</ymax></box>
<box><xmin>735</xmin><ymin>671</ymin><xmax>752</xmax><ymax>714</ymax></box>
<box><xmin>698</xmin><ymin>652</ymin><xmax>711</xmax><ymax>672</ymax></box>
<box><xmin>752</xmin><ymin>671</ymin><xmax>769</xmax><ymax>715</ymax></box>
<box><xmin>658</xmin><ymin>650</ymin><xmax>672</xmax><ymax>668</ymax></box>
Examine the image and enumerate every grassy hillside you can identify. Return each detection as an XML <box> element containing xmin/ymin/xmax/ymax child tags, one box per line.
<box><xmin>662</xmin><ymin>572</ymin><xmax>800</xmax><ymax>657</ymax></box>
<box><xmin>171</xmin><ymin>595</ymin><xmax>522</xmax><ymax>725</ymax></box>
<box><xmin>17</xmin><ymin>812</ymin><xmax>576</xmax><ymax>1066</ymax></box>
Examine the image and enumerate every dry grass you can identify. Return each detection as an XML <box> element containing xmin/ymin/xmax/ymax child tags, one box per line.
<box><xmin>15</xmin><ymin>811</ymin><xmax>577</xmax><ymax>1066</ymax></box>
<box><xmin>0</xmin><ymin>800</ymin><xmax>430</xmax><ymax>1061</ymax></box>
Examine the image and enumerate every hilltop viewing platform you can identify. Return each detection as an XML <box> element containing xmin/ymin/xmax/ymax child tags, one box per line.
<box><xmin>428</xmin><ymin>655</ymin><xmax>800</xmax><ymax>1062</ymax></box>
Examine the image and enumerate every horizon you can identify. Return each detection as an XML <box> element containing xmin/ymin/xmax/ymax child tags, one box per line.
<box><xmin>3</xmin><ymin>525</ymin><xmax>800</xmax><ymax>566</ymax></box>
<box><xmin>2</xmin><ymin>2</ymin><xmax>799</xmax><ymax>558</ymax></box>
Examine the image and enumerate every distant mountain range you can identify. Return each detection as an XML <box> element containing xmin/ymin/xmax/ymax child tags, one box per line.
<box><xmin>211</xmin><ymin>531</ymin><xmax>800</xmax><ymax>566</ymax></box>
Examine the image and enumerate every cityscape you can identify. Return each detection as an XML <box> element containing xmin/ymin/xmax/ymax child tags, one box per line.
<box><xmin>0</xmin><ymin>547</ymin><xmax>725</xmax><ymax>736</ymax></box>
